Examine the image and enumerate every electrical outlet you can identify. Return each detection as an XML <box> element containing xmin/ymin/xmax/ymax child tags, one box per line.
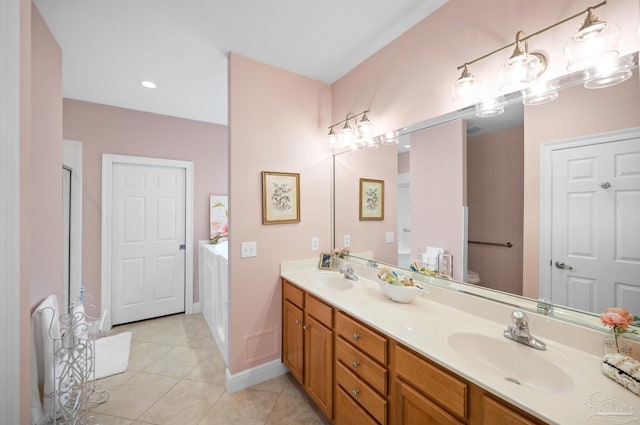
<box><xmin>311</xmin><ymin>237</ymin><xmax>319</xmax><ymax>251</ymax></box>
<box><xmin>386</xmin><ymin>231</ymin><xmax>394</xmax><ymax>243</ymax></box>
<box><xmin>343</xmin><ymin>234</ymin><xmax>351</xmax><ymax>248</ymax></box>
<box><xmin>241</xmin><ymin>241</ymin><xmax>257</xmax><ymax>258</ymax></box>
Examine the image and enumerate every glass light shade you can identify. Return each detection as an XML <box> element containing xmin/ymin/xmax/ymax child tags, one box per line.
<box><xmin>328</xmin><ymin>128</ymin><xmax>337</xmax><ymax>147</ymax></box>
<box><xmin>564</xmin><ymin>21</ymin><xmax>622</xmax><ymax>71</ymax></box>
<box><xmin>356</xmin><ymin>119</ymin><xmax>371</xmax><ymax>139</ymax></box>
<box><xmin>452</xmin><ymin>66</ymin><xmax>481</xmax><ymax>102</ymax></box>
<box><xmin>499</xmin><ymin>53</ymin><xmax>544</xmax><ymax>93</ymax></box>
<box><xmin>583</xmin><ymin>55</ymin><xmax>633</xmax><ymax>89</ymax></box>
<box><xmin>382</xmin><ymin>131</ymin><xmax>399</xmax><ymax>145</ymax></box>
<box><xmin>522</xmin><ymin>80</ymin><xmax>559</xmax><ymax>105</ymax></box>
<box><xmin>339</xmin><ymin>123</ymin><xmax>353</xmax><ymax>147</ymax></box>
<box><xmin>475</xmin><ymin>95</ymin><xmax>505</xmax><ymax>117</ymax></box>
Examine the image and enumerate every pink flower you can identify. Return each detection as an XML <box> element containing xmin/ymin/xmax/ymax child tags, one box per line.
<box><xmin>600</xmin><ymin>308</ymin><xmax>635</xmax><ymax>332</ymax></box>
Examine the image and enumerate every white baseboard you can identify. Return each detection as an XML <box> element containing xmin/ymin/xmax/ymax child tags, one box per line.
<box><xmin>225</xmin><ymin>359</ymin><xmax>288</xmax><ymax>394</ymax></box>
<box><xmin>191</xmin><ymin>302</ymin><xmax>202</xmax><ymax>314</ymax></box>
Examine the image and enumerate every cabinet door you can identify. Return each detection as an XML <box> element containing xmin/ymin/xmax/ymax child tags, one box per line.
<box><xmin>396</xmin><ymin>379</ymin><xmax>464</xmax><ymax>425</ymax></box>
<box><xmin>482</xmin><ymin>395</ymin><xmax>541</xmax><ymax>425</ymax></box>
<box><xmin>283</xmin><ymin>300</ymin><xmax>304</xmax><ymax>384</ymax></box>
<box><xmin>305</xmin><ymin>314</ymin><xmax>333</xmax><ymax>419</ymax></box>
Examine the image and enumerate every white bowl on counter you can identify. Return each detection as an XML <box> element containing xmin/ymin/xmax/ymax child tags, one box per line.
<box><xmin>377</xmin><ymin>281</ymin><xmax>426</xmax><ymax>303</ymax></box>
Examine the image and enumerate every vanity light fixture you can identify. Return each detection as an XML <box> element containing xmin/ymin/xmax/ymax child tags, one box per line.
<box><xmin>498</xmin><ymin>31</ymin><xmax>548</xmax><ymax>94</ymax></box>
<box><xmin>327</xmin><ymin>110</ymin><xmax>372</xmax><ymax>149</ymax></box>
<box><xmin>452</xmin><ymin>1</ymin><xmax>628</xmax><ymax>114</ymax></box>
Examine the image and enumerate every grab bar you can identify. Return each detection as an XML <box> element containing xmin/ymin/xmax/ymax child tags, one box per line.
<box><xmin>469</xmin><ymin>240</ymin><xmax>513</xmax><ymax>248</ymax></box>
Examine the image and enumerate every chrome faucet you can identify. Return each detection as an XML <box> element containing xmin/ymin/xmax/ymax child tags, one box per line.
<box><xmin>503</xmin><ymin>310</ymin><xmax>546</xmax><ymax>350</ymax></box>
<box><xmin>340</xmin><ymin>263</ymin><xmax>358</xmax><ymax>281</ymax></box>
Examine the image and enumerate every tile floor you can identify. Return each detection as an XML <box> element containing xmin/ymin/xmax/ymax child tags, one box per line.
<box><xmin>91</xmin><ymin>313</ymin><xmax>330</xmax><ymax>425</ymax></box>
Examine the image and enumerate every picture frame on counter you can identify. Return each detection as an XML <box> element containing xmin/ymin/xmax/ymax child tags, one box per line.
<box><xmin>318</xmin><ymin>252</ymin><xmax>334</xmax><ymax>270</ymax></box>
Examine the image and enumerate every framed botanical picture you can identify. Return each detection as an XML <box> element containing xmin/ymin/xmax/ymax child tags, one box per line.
<box><xmin>318</xmin><ymin>252</ymin><xmax>334</xmax><ymax>270</ymax></box>
<box><xmin>209</xmin><ymin>195</ymin><xmax>229</xmax><ymax>243</ymax></box>
<box><xmin>359</xmin><ymin>178</ymin><xmax>384</xmax><ymax>221</ymax></box>
<box><xmin>262</xmin><ymin>171</ymin><xmax>300</xmax><ymax>224</ymax></box>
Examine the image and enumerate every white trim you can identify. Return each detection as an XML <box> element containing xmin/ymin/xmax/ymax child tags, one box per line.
<box><xmin>101</xmin><ymin>154</ymin><xmax>194</xmax><ymax>329</ymax></box>
<box><xmin>63</xmin><ymin>140</ymin><xmax>83</xmax><ymax>307</ymax></box>
<box><xmin>539</xmin><ymin>127</ymin><xmax>640</xmax><ymax>299</ymax></box>
<box><xmin>225</xmin><ymin>360</ymin><xmax>288</xmax><ymax>394</ymax></box>
<box><xmin>0</xmin><ymin>0</ymin><xmax>21</xmax><ymax>421</ymax></box>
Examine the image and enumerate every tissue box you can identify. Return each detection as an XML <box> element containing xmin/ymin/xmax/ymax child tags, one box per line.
<box><xmin>601</xmin><ymin>353</ymin><xmax>640</xmax><ymax>396</ymax></box>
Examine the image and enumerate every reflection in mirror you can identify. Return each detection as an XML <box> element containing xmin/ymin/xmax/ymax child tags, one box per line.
<box><xmin>333</xmin><ymin>57</ymin><xmax>640</xmax><ymax>329</ymax></box>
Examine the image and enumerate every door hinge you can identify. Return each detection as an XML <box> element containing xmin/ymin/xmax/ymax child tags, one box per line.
<box><xmin>179</xmin><ymin>244</ymin><xmax>186</xmax><ymax>250</ymax></box>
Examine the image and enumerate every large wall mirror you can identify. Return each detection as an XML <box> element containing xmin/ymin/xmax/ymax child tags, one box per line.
<box><xmin>334</xmin><ymin>53</ymin><xmax>640</xmax><ymax>333</ymax></box>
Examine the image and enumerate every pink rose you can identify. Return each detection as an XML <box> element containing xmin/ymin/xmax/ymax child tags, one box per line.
<box><xmin>600</xmin><ymin>308</ymin><xmax>635</xmax><ymax>329</ymax></box>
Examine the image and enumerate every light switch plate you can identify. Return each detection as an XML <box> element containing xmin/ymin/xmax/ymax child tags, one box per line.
<box><xmin>386</xmin><ymin>232</ymin><xmax>394</xmax><ymax>243</ymax></box>
<box><xmin>241</xmin><ymin>241</ymin><xmax>257</xmax><ymax>258</ymax></box>
<box><xmin>311</xmin><ymin>237</ymin><xmax>319</xmax><ymax>251</ymax></box>
<box><xmin>343</xmin><ymin>234</ymin><xmax>351</xmax><ymax>248</ymax></box>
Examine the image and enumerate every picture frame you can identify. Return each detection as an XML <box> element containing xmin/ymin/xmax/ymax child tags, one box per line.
<box><xmin>359</xmin><ymin>178</ymin><xmax>384</xmax><ymax>221</ymax></box>
<box><xmin>209</xmin><ymin>195</ymin><xmax>229</xmax><ymax>243</ymax></box>
<box><xmin>262</xmin><ymin>171</ymin><xmax>300</xmax><ymax>224</ymax></box>
<box><xmin>318</xmin><ymin>252</ymin><xmax>334</xmax><ymax>270</ymax></box>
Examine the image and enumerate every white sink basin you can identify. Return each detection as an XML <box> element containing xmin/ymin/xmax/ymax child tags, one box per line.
<box><xmin>442</xmin><ymin>324</ymin><xmax>575</xmax><ymax>394</ymax></box>
<box><xmin>307</xmin><ymin>271</ymin><xmax>354</xmax><ymax>291</ymax></box>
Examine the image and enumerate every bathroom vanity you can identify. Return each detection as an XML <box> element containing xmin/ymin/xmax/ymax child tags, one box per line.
<box><xmin>281</xmin><ymin>258</ymin><xmax>640</xmax><ymax>425</ymax></box>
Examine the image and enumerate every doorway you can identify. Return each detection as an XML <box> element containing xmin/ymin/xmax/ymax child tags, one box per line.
<box><xmin>101</xmin><ymin>154</ymin><xmax>194</xmax><ymax>328</ymax></box>
<box><xmin>63</xmin><ymin>140</ymin><xmax>83</xmax><ymax>309</ymax></box>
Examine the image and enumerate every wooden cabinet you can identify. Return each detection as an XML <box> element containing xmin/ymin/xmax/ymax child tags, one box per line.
<box><xmin>391</xmin><ymin>343</ymin><xmax>547</xmax><ymax>425</ymax></box>
<box><xmin>282</xmin><ymin>281</ymin><xmax>304</xmax><ymax>383</ymax></box>
<box><xmin>282</xmin><ymin>278</ymin><xmax>548</xmax><ymax>425</ymax></box>
<box><xmin>335</xmin><ymin>312</ymin><xmax>388</xmax><ymax>425</ymax></box>
<box><xmin>304</xmin><ymin>295</ymin><xmax>333</xmax><ymax>417</ymax></box>
<box><xmin>281</xmin><ymin>279</ymin><xmax>333</xmax><ymax>419</ymax></box>
<box><xmin>481</xmin><ymin>395</ymin><xmax>541</xmax><ymax>425</ymax></box>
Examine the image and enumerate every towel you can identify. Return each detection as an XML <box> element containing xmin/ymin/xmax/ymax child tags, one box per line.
<box><xmin>601</xmin><ymin>353</ymin><xmax>640</xmax><ymax>396</ymax></box>
<box><xmin>422</xmin><ymin>247</ymin><xmax>444</xmax><ymax>271</ymax></box>
<box><xmin>31</xmin><ymin>294</ymin><xmax>62</xmax><ymax>425</ymax></box>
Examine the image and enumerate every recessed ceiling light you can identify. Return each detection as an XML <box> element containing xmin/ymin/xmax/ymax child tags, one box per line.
<box><xmin>140</xmin><ymin>80</ymin><xmax>157</xmax><ymax>89</ymax></box>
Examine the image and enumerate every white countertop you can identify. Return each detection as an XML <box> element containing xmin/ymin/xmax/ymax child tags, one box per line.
<box><xmin>281</xmin><ymin>258</ymin><xmax>640</xmax><ymax>425</ymax></box>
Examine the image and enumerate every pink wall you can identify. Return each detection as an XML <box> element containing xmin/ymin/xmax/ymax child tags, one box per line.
<box><xmin>522</xmin><ymin>71</ymin><xmax>640</xmax><ymax>298</ymax></box>
<box><xmin>63</xmin><ymin>99</ymin><xmax>228</xmax><ymax>311</ymax></box>
<box><xmin>467</xmin><ymin>125</ymin><xmax>524</xmax><ymax>294</ymax></box>
<box><xmin>409</xmin><ymin>120</ymin><xmax>466</xmax><ymax>281</ymax></box>
<box><xmin>332</xmin><ymin>0</ymin><xmax>639</xmax><ymax>143</ymax></box>
<box><xmin>334</xmin><ymin>144</ymin><xmax>398</xmax><ymax>264</ymax></box>
<box><xmin>29</xmin><ymin>3</ymin><xmax>63</xmax><ymax>307</ymax></box>
<box><xmin>228</xmin><ymin>54</ymin><xmax>332</xmax><ymax>374</ymax></box>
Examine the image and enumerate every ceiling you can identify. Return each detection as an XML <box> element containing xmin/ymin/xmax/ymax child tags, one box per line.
<box><xmin>34</xmin><ymin>0</ymin><xmax>448</xmax><ymax>125</ymax></box>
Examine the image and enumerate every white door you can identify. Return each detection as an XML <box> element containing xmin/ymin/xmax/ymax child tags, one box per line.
<box><xmin>550</xmin><ymin>137</ymin><xmax>640</xmax><ymax>313</ymax></box>
<box><xmin>111</xmin><ymin>163</ymin><xmax>186</xmax><ymax>324</ymax></box>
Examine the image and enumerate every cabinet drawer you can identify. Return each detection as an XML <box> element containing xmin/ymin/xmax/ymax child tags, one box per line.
<box><xmin>336</xmin><ymin>361</ymin><xmax>387</xmax><ymax>424</ymax></box>
<box><xmin>282</xmin><ymin>279</ymin><xmax>304</xmax><ymax>309</ymax></box>
<box><xmin>336</xmin><ymin>312</ymin><xmax>387</xmax><ymax>365</ymax></box>
<box><xmin>395</xmin><ymin>345</ymin><xmax>467</xmax><ymax>420</ymax></box>
<box><xmin>306</xmin><ymin>294</ymin><xmax>333</xmax><ymax>328</ymax></box>
<box><xmin>335</xmin><ymin>386</ymin><xmax>379</xmax><ymax>425</ymax></box>
<box><xmin>336</xmin><ymin>336</ymin><xmax>387</xmax><ymax>396</ymax></box>
<box><xmin>482</xmin><ymin>395</ymin><xmax>542</xmax><ymax>425</ymax></box>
